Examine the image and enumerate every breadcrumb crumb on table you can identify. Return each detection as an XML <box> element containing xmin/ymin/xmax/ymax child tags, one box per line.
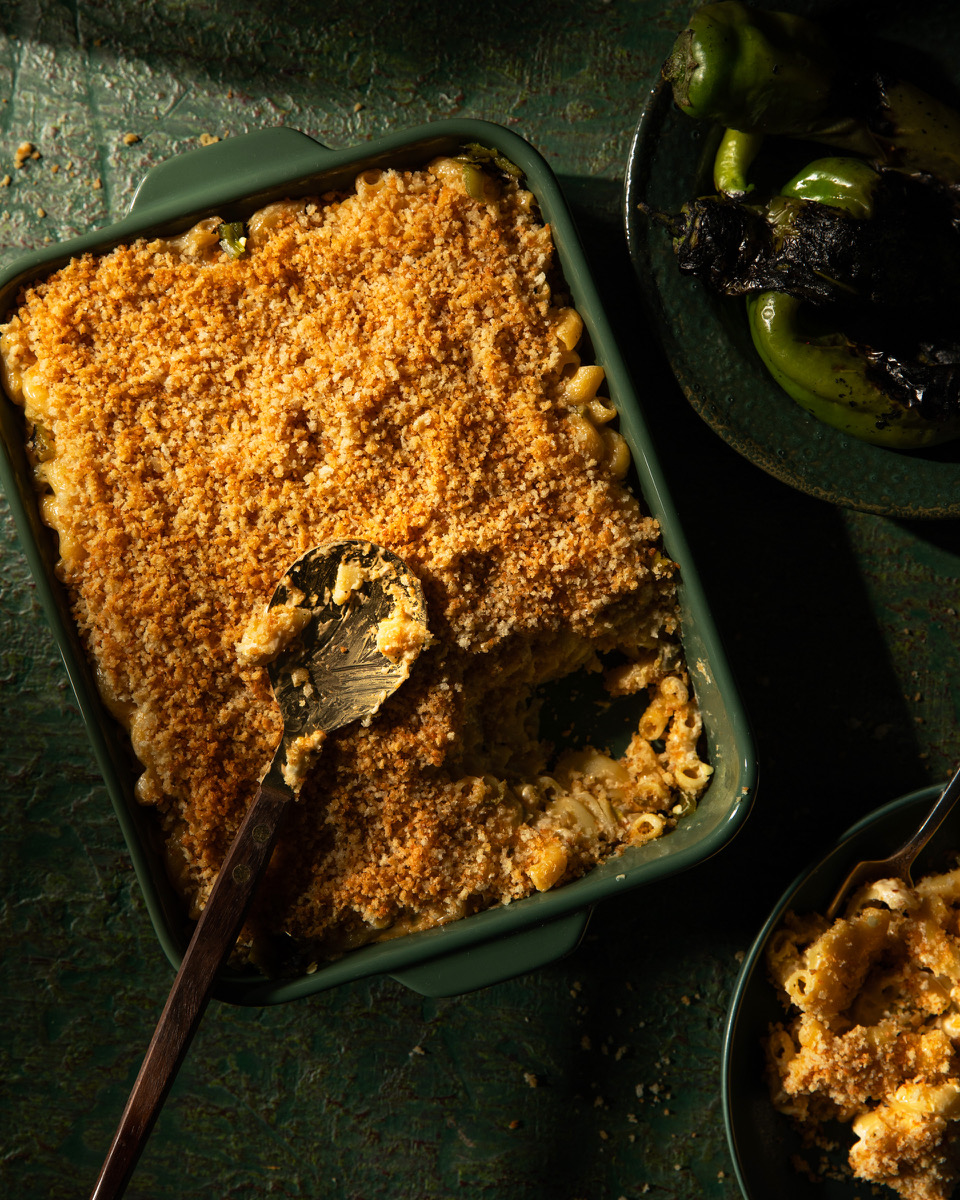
<box><xmin>14</xmin><ymin>141</ymin><xmax>36</xmax><ymax>168</ymax></box>
<box><xmin>0</xmin><ymin>160</ymin><xmax>711</xmax><ymax>966</ymax></box>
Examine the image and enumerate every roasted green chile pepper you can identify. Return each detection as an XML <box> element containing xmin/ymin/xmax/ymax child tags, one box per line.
<box><xmin>777</xmin><ymin>157</ymin><xmax>879</xmax><ymax>217</ymax></box>
<box><xmin>746</xmin><ymin>292</ymin><xmax>959</xmax><ymax>448</ymax></box>
<box><xmin>712</xmin><ymin>127</ymin><xmax>764</xmax><ymax>195</ymax></box>
<box><xmin>217</xmin><ymin>221</ymin><xmax>248</xmax><ymax>258</ymax></box>
<box><xmin>665</xmin><ymin>2</ymin><xmax>960</xmax><ymax>189</ymax></box>
<box><xmin>653</xmin><ymin>160</ymin><xmax>960</xmax><ymax>310</ymax></box>
<box><xmin>663</xmin><ymin>1</ymin><xmax>836</xmax><ymax>134</ymax></box>
<box><xmin>746</xmin><ymin>159</ymin><xmax>960</xmax><ymax>448</ymax></box>
<box><xmin>454</xmin><ymin>143</ymin><xmax>524</xmax><ymax>199</ymax></box>
<box><xmin>654</xmin><ymin>4</ymin><xmax>960</xmax><ymax>447</ymax></box>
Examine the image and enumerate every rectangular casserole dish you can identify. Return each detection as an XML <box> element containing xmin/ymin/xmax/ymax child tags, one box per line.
<box><xmin>0</xmin><ymin>120</ymin><xmax>756</xmax><ymax>1003</ymax></box>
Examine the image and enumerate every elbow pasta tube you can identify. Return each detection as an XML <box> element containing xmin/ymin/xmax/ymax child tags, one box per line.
<box><xmin>547</xmin><ymin>305</ymin><xmax>633</xmax><ymax>480</ymax></box>
<box><xmin>553</xmin><ymin>307</ymin><xmax>583</xmax><ymax>351</ymax></box>
<box><xmin>555</xmin><ymin>354</ymin><xmax>632</xmax><ymax>479</ymax></box>
<box><xmin>356</xmin><ymin>169</ymin><xmax>388</xmax><ymax>198</ymax></box>
<box><xmin>561</xmin><ymin>363</ymin><xmax>606</xmax><ymax>405</ymax></box>
<box><xmin>628</xmin><ymin>812</ymin><xmax>666</xmax><ymax>845</ymax></box>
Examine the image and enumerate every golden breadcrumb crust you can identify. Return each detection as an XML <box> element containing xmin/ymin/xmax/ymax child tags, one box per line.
<box><xmin>1</xmin><ymin>162</ymin><xmax>709</xmax><ymax>962</ymax></box>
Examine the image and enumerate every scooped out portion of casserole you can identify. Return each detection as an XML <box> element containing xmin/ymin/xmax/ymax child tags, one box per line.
<box><xmin>0</xmin><ymin>151</ymin><xmax>712</xmax><ymax>965</ymax></box>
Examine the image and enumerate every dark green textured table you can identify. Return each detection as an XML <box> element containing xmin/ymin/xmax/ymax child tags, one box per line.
<box><xmin>3</xmin><ymin>2</ymin><xmax>960</xmax><ymax>1198</ymax></box>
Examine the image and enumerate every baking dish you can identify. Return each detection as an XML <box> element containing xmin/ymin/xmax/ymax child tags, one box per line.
<box><xmin>0</xmin><ymin>120</ymin><xmax>757</xmax><ymax>1003</ymax></box>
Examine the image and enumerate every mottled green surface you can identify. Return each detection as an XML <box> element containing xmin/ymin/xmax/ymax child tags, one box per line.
<box><xmin>3</xmin><ymin>2</ymin><xmax>960</xmax><ymax>1197</ymax></box>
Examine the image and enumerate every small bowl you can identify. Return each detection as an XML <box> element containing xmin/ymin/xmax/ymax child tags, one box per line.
<box><xmin>0</xmin><ymin>121</ymin><xmax>756</xmax><ymax>1003</ymax></box>
<box><xmin>722</xmin><ymin>783</ymin><xmax>950</xmax><ymax>1199</ymax></box>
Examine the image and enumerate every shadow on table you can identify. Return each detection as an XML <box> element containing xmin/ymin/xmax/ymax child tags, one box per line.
<box><xmin>898</xmin><ymin>518</ymin><xmax>960</xmax><ymax>557</ymax></box>
<box><xmin>561</xmin><ymin>172</ymin><xmax>929</xmax><ymax>913</ymax></box>
<box><xmin>512</xmin><ymin>175</ymin><xmax>942</xmax><ymax>1200</ymax></box>
<box><xmin>3</xmin><ymin>0</ymin><xmax>626</xmax><ymax>102</ymax></box>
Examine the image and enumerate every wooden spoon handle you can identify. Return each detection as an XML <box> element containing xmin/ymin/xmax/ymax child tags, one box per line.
<box><xmin>90</xmin><ymin>778</ymin><xmax>291</xmax><ymax>1200</ymax></box>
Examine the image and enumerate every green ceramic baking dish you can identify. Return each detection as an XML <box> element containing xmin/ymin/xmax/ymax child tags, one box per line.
<box><xmin>0</xmin><ymin>120</ymin><xmax>756</xmax><ymax>1004</ymax></box>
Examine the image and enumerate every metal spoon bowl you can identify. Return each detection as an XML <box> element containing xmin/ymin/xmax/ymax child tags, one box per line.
<box><xmin>90</xmin><ymin>539</ymin><xmax>427</xmax><ymax>1200</ymax></box>
<box><xmin>260</xmin><ymin>539</ymin><xmax>427</xmax><ymax>789</ymax></box>
<box><xmin>825</xmin><ymin>761</ymin><xmax>960</xmax><ymax>920</ymax></box>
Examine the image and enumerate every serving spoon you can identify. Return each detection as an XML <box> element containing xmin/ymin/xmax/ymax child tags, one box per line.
<box><xmin>90</xmin><ymin>539</ymin><xmax>427</xmax><ymax>1200</ymax></box>
<box><xmin>825</xmin><ymin>761</ymin><xmax>960</xmax><ymax>921</ymax></box>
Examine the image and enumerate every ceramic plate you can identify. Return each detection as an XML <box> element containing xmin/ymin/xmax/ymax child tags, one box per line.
<box><xmin>722</xmin><ymin>784</ymin><xmax>952</xmax><ymax>1199</ymax></box>
<box><xmin>623</xmin><ymin>7</ymin><xmax>960</xmax><ymax>519</ymax></box>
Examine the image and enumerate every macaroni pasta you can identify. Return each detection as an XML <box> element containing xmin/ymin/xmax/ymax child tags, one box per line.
<box><xmin>766</xmin><ymin>869</ymin><xmax>960</xmax><ymax>1200</ymax></box>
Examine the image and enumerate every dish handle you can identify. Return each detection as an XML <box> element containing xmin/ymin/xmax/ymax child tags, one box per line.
<box><xmin>128</xmin><ymin>126</ymin><xmax>333</xmax><ymax>216</ymax></box>
<box><xmin>387</xmin><ymin>908</ymin><xmax>592</xmax><ymax>997</ymax></box>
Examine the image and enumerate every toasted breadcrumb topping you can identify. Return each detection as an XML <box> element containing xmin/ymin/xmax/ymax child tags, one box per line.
<box><xmin>1</xmin><ymin>161</ymin><xmax>710</xmax><ymax>962</ymax></box>
<box><xmin>766</xmin><ymin>871</ymin><xmax>960</xmax><ymax>1200</ymax></box>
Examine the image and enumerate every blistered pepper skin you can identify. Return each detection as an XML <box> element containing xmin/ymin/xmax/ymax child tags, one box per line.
<box><xmin>659</xmin><ymin>7</ymin><xmax>960</xmax><ymax>447</ymax></box>
<box><xmin>746</xmin><ymin>291</ymin><xmax>960</xmax><ymax>449</ymax></box>
<box><xmin>742</xmin><ymin>154</ymin><xmax>960</xmax><ymax>449</ymax></box>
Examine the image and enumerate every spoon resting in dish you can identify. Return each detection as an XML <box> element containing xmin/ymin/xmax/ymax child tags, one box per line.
<box><xmin>90</xmin><ymin>539</ymin><xmax>428</xmax><ymax>1200</ymax></box>
<box><xmin>825</xmin><ymin>761</ymin><xmax>960</xmax><ymax>921</ymax></box>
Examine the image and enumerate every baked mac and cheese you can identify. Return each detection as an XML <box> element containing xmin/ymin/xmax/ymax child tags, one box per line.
<box><xmin>0</xmin><ymin>150</ymin><xmax>711</xmax><ymax>965</ymax></box>
<box><xmin>766</xmin><ymin>869</ymin><xmax>960</xmax><ymax>1200</ymax></box>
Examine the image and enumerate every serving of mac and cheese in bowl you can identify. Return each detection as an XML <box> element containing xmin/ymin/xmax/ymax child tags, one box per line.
<box><xmin>724</xmin><ymin>785</ymin><xmax>960</xmax><ymax>1200</ymax></box>
<box><xmin>0</xmin><ymin>121</ymin><xmax>755</xmax><ymax>1003</ymax></box>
